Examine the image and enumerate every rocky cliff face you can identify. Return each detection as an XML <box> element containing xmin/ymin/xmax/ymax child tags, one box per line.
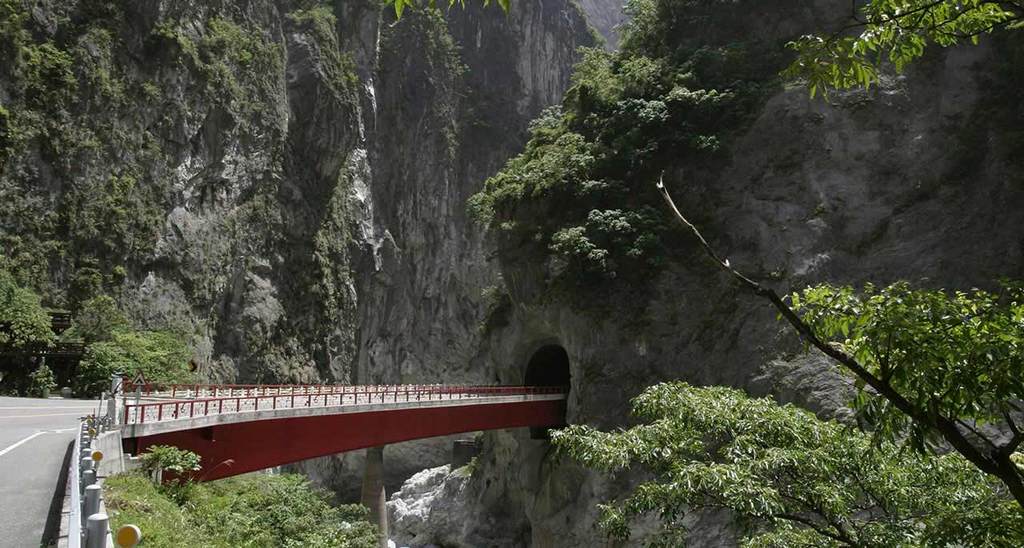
<box><xmin>0</xmin><ymin>0</ymin><xmax>599</xmax><ymax>515</ymax></box>
<box><xmin>297</xmin><ymin>0</ymin><xmax>598</xmax><ymax>500</ymax></box>
<box><xmin>385</xmin><ymin>6</ymin><xmax>1024</xmax><ymax>548</ymax></box>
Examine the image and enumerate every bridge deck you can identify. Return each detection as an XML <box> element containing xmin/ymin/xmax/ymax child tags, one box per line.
<box><xmin>118</xmin><ymin>384</ymin><xmax>568</xmax><ymax>480</ymax></box>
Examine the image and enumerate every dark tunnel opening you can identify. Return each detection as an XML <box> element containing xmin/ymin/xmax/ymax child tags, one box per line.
<box><xmin>524</xmin><ymin>344</ymin><xmax>570</xmax><ymax>438</ymax></box>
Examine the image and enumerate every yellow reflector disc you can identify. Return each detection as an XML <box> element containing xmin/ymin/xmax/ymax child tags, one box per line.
<box><xmin>115</xmin><ymin>524</ymin><xmax>142</xmax><ymax>547</ymax></box>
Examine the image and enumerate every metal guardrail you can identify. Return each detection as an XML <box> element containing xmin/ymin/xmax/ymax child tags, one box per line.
<box><xmin>69</xmin><ymin>412</ymin><xmax>115</xmax><ymax>547</ymax></box>
<box><xmin>122</xmin><ymin>384</ymin><xmax>569</xmax><ymax>425</ymax></box>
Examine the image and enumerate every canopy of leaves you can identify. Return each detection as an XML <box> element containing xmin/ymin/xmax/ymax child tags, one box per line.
<box><xmin>785</xmin><ymin>0</ymin><xmax>1024</xmax><ymax>95</ymax></box>
<box><xmin>75</xmin><ymin>329</ymin><xmax>192</xmax><ymax>397</ymax></box>
<box><xmin>61</xmin><ymin>295</ymin><xmax>129</xmax><ymax>344</ymax></box>
<box><xmin>0</xmin><ymin>267</ymin><xmax>54</xmax><ymax>348</ymax></box>
<box><xmin>552</xmin><ymin>382</ymin><xmax>1023</xmax><ymax>547</ymax></box>
<box><xmin>468</xmin><ymin>0</ymin><xmax>787</xmax><ymax>290</ymax></box>
<box><xmin>104</xmin><ymin>472</ymin><xmax>377</xmax><ymax>548</ymax></box>
<box><xmin>791</xmin><ymin>281</ymin><xmax>1024</xmax><ymax>454</ymax></box>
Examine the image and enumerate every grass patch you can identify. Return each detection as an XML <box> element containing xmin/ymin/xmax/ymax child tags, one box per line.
<box><xmin>103</xmin><ymin>473</ymin><xmax>377</xmax><ymax>547</ymax></box>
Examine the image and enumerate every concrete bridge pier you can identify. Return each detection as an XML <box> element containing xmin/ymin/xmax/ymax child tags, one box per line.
<box><xmin>360</xmin><ymin>446</ymin><xmax>389</xmax><ymax>548</ymax></box>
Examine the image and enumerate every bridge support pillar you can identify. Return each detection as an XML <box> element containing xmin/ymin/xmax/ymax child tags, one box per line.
<box><xmin>360</xmin><ymin>446</ymin><xmax>389</xmax><ymax>548</ymax></box>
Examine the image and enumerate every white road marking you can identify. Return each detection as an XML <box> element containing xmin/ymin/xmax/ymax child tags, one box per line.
<box><xmin>0</xmin><ymin>431</ymin><xmax>48</xmax><ymax>458</ymax></box>
<box><xmin>0</xmin><ymin>412</ymin><xmax>85</xmax><ymax>419</ymax></box>
<box><xmin>0</xmin><ymin>406</ymin><xmax>96</xmax><ymax>409</ymax></box>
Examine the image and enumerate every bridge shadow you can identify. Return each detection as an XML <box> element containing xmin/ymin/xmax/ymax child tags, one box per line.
<box><xmin>525</xmin><ymin>344</ymin><xmax>570</xmax><ymax>439</ymax></box>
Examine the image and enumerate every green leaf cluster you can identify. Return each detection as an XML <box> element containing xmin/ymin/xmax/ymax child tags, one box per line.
<box><xmin>104</xmin><ymin>472</ymin><xmax>377</xmax><ymax>548</ymax></box>
<box><xmin>792</xmin><ymin>281</ymin><xmax>1024</xmax><ymax>452</ymax></box>
<box><xmin>552</xmin><ymin>382</ymin><xmax>1023</xmax><ymax>546</ymax></box>
<box><xmin>785</xmin><ymin>0</ymin><xmax>1023</xmax><ymax>96</ymax></box>
<box><xmin>139</xmin><ymin>445</ymin><xmax>203</xmax><ymax>476</ymax></box>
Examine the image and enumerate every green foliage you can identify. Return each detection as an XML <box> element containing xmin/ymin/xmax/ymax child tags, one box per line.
<box><xmin>62</xmin><ymin>295</ymin><xmax>128</xmax><ymax>343</ymax></box>
<box><xmin>469</xmin><ymin>1</ymin><xmax>782</xmax><ymax>290</ymax></box>
<box><xmin>104</xmin><ymin>473</ymin><xmax>378</xmax><ymax>548</ymax></box>
<box><xmin>26</xmin><ymin>364</ymin><xmax>56</xmax><ymax>397</ymax></box>
<box><xmin>151</xmin><ymin>16</ymin><xmax>283</xmax><ymax>126</ymax></box>
<box><xmin>0</xmin><ymin>268</ymin><xmax>55</xmax><ymax>348</ymax></box>
<box><xmin>16</xmin><ymin>42</ymin><xmax>78</xmax><ymax>110</ymax></box>
<box><xmin>139</xmin><ymin>445</ymin><xmax>202</xmax><ymax>476</ymax></box>
<box><xmin>785</xmin><ymin>1</ymin><xmax>1024</xmax><ymax>96</ymax></box>
<box><xmin>387</xmin><ymin>0</ymin><xmax>509</xmax><ymax>19</ymax></box>
<box><xmin>552</xmin><ymin>382</ymin><xmax>1023</xmax><ymax>547</ymax></box>
<box><xmin>75</xmin><ymin>329</ymin><xmax>192</xmax><ymax>397</ymax></box>
<box><xmin>791</xmin><ymin>281</ymin><xmax>1024</xmax><ymax>453</ymax></box>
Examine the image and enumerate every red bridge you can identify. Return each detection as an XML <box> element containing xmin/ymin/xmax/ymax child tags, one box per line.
<box><xmin>119</xmin><ymin>383</ymin><xmax>568</xmax><ymax>481</ymax></box>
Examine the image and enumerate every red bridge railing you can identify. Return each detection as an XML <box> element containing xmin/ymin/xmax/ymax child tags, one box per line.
<box><xmin>122</xmin><ymin>385</ymin><xmax>568</xmax><ymax>425</ymax></box>
<box><xmin>123</xmin><ymin>382</ymin><xmax>356</xmax><ymax>398</ymax></box>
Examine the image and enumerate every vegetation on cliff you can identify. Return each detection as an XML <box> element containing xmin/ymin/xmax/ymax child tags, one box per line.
<box><xmin>0</xmin><ymin>0</ymin><xmax>286</xmax><ymax>307</ymax></box>
<box><xmin>468</xmin><ymin>0</ymin><xmax>785</xmax><ymax>289</ymax></box>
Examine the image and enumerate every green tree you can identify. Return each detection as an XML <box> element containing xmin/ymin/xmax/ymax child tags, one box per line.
<box><xmin>63</xmin><ymin>295</ymin><xmax>128</xmax><ymax>343</ymax></box>
<box><xmin>790</xmin><ymin>281</ymin><xmax>1024</xmax><ymax>503</ymax></box>
<box><xmin>0</xmin><ymin>268</ymin><xmax>54</xmax><ymax>348</ymax></box>
<box><xmin>552</xmin><ymin>382</ymin><xmax>1024</xmax><ymax>547</ymax></box>
<box><xmin>75</xmin><ymin>329</ymin><xmax>192</xmax><ymax>396</ymax></box>
<box><xmin>785</xmin><ymin>0</ymin><xmax>1024</xmax><ymax>95</ymax></box>
<box><xmin>26</xmin><ymin>363</ymin><xmax>55</xmax><ymax>397</ymax></box>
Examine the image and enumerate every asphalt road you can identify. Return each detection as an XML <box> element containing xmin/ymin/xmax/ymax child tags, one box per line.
<box><xmin>0</xmin><ymin>397</ymin><xmax>100</xmax><ymax>548</ymax></box>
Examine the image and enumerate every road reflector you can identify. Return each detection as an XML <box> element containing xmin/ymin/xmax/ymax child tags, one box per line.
<box><xmin>115</xmin><ymin>524</ymin><xmax>142</xmax><ymax>547</ymax></box>
<box><xmin>91</xmin><ymin>449</ymin><xmax>104</xmax><ymax>462</ymax></box>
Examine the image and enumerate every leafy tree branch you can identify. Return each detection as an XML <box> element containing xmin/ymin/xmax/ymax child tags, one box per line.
<box><xmin>785</xmin><ymin>0</ymin><xmax>1024</xmax><ymax>95</ymax></box>
<box><xmin>656</xmin><ymin>174</ymin><xmax>1024</xmax><ymax>509</ymax></box>
<box><xmin>552</xmin><ymin>382</ymin><xmax>1024</xmax><ymax>546</ymax></box>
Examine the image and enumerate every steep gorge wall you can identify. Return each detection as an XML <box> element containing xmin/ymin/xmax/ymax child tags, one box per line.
<box><xmin>0</xmin><ymin>0</ymin><xmax>597</xmax><ymax>381</ymax></box>
<box><xmin>0</xmin><ymin>0</ymin><xmax>602</xmax><ymax>509</ymax></box>
<box><xmin>297</xmin><ymin>0</ymin><xmax>599</xmax><ymax>499</ymax></box>
<box><xmin>386</xmin><ymin>3</ymin><xmax>1024</xmax><ymax>547</ymax></box>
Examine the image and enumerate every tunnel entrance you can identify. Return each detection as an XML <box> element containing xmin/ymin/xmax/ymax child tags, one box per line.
<box><xmin>524</xmin><ymin>344</ymin><xmax>570</xmax><ymax>438</ymax></box>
